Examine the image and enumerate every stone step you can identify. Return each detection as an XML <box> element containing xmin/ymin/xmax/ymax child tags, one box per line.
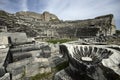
<box><xmin>0</xmin><ymin>48</ymin><xmax>9</xmax><ymax>67</ymax></box>
<box><xmin>0</xmin><ymin>57</ymin><xmax>5</xmax><ymax>62</ymax></box>
<box><xmin>0</xmin><ymin>54</ymin><xmax>7</xmax><ymax>58</ymax></box>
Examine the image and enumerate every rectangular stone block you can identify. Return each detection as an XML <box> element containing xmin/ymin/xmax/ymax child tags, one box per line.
<box><xmin>0</xmin><ymin>73</ymin><xmax>10</xmax><ymax>80</ymax></box>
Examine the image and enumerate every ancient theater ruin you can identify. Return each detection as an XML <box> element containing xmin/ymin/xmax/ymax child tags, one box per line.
<box><xmin>0</xmin><ymin>10</ymin><xmax>120</xmax><ymax>80</ymax></box>
<box><xmin>0</xmin><ymin>10</ymin><xmax>116</xmax><ymax>39</ymax></box>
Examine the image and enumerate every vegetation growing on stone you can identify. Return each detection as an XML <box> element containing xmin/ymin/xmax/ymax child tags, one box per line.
<box><xmin>30</xmin><ymin>61</ymin><xmax>69</xmax><ymax>80</ymax></box>
<box><xmin>31</xmin><ymin>72</ymin><xmax>52</xmax><ymax>80</ymax></box>
<box><xmin>47</xmin><ymin>39</ymin><xmax>74</xmax><ymax>44</ymax></box>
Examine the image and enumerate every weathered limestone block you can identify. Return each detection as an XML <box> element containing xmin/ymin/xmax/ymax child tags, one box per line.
<box><xmin>10</xmin><ymin>45</ymin><xmax>40</xmax><ymax>53</ymax></box>
<box><xmin>6</xmin><ymin>58</ymin><xmax>33</xmax><ymax>80</ymax></box>
<box><xmin>6</xmin><ymin>57</ymin><xmax>33</xmax><ymax>71</ymax></box>
<box><xmin>0</xmin><ymin>73</ymin><xmax>10</xmax><ymax>80</ymax></box>
<box><xmin>54</xmin><ymin>67</ymin><xmax>73</xmax><ymax>80</ymax></box>
<box><xmin>0</xmin><ymin>67</ymin><xmax>6</xmax><ymax>77</ymax></box>
<box><xmin>40</xmin><ymin>45</ymin><xmax>51</xmax><ymax>58</ymax></box>
<box><xmin>0</xmin><ymin>48</ymin><xmax>9</xmax><ymax>67</ymax></box>
<box><xmin>49</xmin><ymin>43</ymin><xmax>59</xmax><ymax>54</ymax></box>
<box><xmin>0</xmin><ymin>36</ymin><xmax>8</xmax><ymax>45</ymax></box>
<box><xmin>39</xmin><ymin>67</ymin><xmax>51</xmax><ymax>74</ymax></box>
<box><xmin>49</xmin><ymin>56</ymin><xmax>66</xmax><ymax>67</ymax></box>
<box><xmin>10</xmin><ymin>66</ymin><xmax>25</xmax><ymax>80</ymax></box>
<box><xmin>25</xmin><ymin>62</ymin><xmax>40</xmax><ymax>77</ymax></box>
<box><xmin>25</xmin><ymin>61</ymin><xmax>51</xmax><ymax>77</ymax></box>
<box><xmin>12</xmin><ymin>52</ymin><xmax>32</xmax><ymax>62</ymax></box>
<box><xmin>0</xmin><ymin>32</ymin><xmax>28</xmax><ymax>44</ymax></box>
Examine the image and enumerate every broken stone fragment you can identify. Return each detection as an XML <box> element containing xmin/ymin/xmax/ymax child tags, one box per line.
<box><xmin>57</xmin><ymin>44</ymin><xmax>120</xmax><ymax>80</ymax></box>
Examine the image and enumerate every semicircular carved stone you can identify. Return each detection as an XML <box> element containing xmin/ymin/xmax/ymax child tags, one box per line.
<box><xmin>72</xmin><ymin>46</ymin><xmax>113</xmax><ymax>67</ymax></box>
<box><xmin>60</xmin><ymin>44</ymin><xmax>120</xmax><ymax>76</ymax></box>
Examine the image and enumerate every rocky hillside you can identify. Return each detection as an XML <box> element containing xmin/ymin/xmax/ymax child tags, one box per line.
<box><xmin>0</xmin><ymin>10</ymin><xmax>116</xmax><ymax>38</ymax></box>
<box><xmin>0</xmin><ymin>10</ymin><xmax>59</xmax><ymax>37</ymax></box>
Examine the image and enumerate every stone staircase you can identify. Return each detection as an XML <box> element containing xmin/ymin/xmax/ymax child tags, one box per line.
<box><xmin>0</xmin><ymin>48</ymin><xmax>9</xmax><ymax>78</ymax></box>
<box><xmin>0</xmin><ymin>48</ymin><xmax>9</xmax><ymax>67</ymax></box>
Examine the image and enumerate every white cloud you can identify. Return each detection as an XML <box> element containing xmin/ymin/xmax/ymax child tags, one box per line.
<box><xmin>43</xmin><ymin>0</ymin><xmax>120</xmax><ymax>28</ymax></box>
<box><xmin>21</xmin><ymin>0</ymin><xmax>28</xmax><ymax>11</ymax></box>
<box><xmin>0</xmin><ymin>0</ymin><xmax>29</xmax><ymax>12</ymax></box>
<box><xmin>43</xmin><ymin>0</ymin><xmax>119</xmax><ymax>19</ymax></box>
<box><xmin>0</xmin><ymin>0</ymin><xmax>120</xmax><ymax>28</ymax></box>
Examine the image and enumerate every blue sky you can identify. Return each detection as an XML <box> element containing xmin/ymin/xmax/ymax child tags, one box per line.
<box><xmin>0</xmin><ymin>0</ymin><xmax>120</xmax><ymax>29</ymax></box>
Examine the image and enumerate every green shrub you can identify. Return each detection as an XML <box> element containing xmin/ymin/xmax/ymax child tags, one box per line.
<box><xmin>47</xmin><ymin>39</ymin><xmax>73</xmax><ymax>44</ymax></box>
<box><xmin>30</xmin><ymin>61</ymin><xmax>68</xmax><ymax>80</ymax></box>
<box><xmin>31</xmin><ymin>72</ymin><xmax>52</xmax><ymax>80</ymax></box>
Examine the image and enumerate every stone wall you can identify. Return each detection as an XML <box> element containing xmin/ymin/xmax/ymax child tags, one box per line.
<box><xmin>0</xmin><ymin>32</ymin><xmax>28</xmax><ymax>44</ymax></box>
<box><xmin>6</xmin><ymin>57</ymin><xmax>52</xmax><ymax>80</ymax></box>
<box><xmin>15</xmin><ymin>11</ymin><xmax>59</xmax><ymax>22</ymax></box>
<box><xmin>0</xmin><ymin>10</ymin><xmax>116</xmax><ymax>38</ymax></box>
<box><xmin>0</xmin><ymin>36</ymin><xmax>8</xmax><ymax>45</ymax></box>
<box><xmin>0</xmin><ymin>73</ymin><xmax>10</xmax><ymax>80</ymax></box>
<box><xmin>51</xmin><ymin>14</ymin><xmax>116</xmax><ymax>38</ymax></box>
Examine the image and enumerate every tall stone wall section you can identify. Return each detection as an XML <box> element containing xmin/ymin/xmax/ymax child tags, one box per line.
<box><xmin>50</xmin><ymin>14</ymin><xmax>116</xmax><ymax>38</ymax></box>
<box><xmin>0</xmin><ymin>10</ymin><xmax>116</xmax><ymax>38</ymax></box>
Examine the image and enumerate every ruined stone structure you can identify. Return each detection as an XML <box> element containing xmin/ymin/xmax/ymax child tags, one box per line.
<box><xmin>55</xmin><ymin>43</ymin><xmax>120</xmax><ymax>80</ymax></box>
<box><xmin>0</xmin><ymin>10</ymin><xmax>119</xmax><ymax>80</ymax></box>
<box><xmin>0</xmin><ymin>10</ymin><xmax>116</xmax><ymax>39</ymax></box>
<box><xmin>15</xmin><ymin>11</ymin><xmax>59</xmax><ymax>22</ymax></box>
<box><xmin>53</xmin><ymin>14</ymin><xmax>116</xmax><ymax>38</ymax></box>
<box><xmin>0</xmin><ymin>32</ymin><xmax>68</xmax><ymax>80</ymax></box>
<box><xmin>0</xmin><ymin>32</ymin><xmax>28</xmax><ymax>44</ymax></box>
<box><xmin>0</xmin><ymin>32</ymin><xmax>120</xmax><ymax>80</ymax></box>
<box><xmin>0</xmin><ymin>32</ymin><xmax>52</xmax><ymax>80</ymax></box>
<box><xmin>0</xmin><ymin>26</ymin><xmax>7</xmax><ymax>32</ymax></box>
